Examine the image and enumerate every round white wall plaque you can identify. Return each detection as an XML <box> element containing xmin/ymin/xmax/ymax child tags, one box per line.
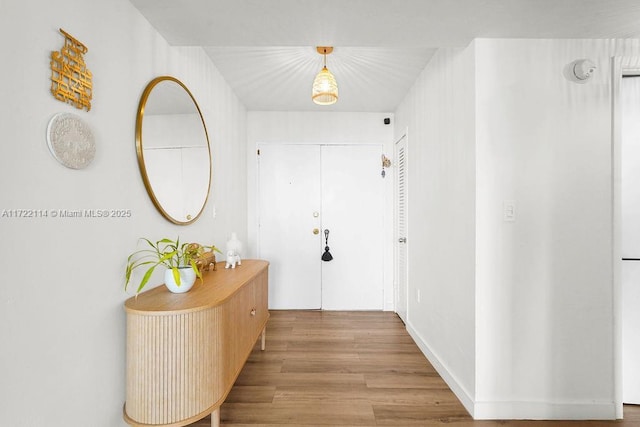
<box><xmin>46</xmin><ymin>112</ymin><xmax>96</xmax><ymax>169</ymax></box>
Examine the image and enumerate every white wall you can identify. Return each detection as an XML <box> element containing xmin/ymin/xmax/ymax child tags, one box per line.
<box><xmin>473</xmin><ymin>38</ymin><xmax>640</xmax><ymax>420</ymax></box>
<box><xmin>246</xmin><ymin>112</ymin><xmax>395</xmax><ymax>309</ymax></box>
<box><xmin>394</xmin><ymin>37</ymin><xmax>640</xmax><ymax>420</ymax></box>
<box><xmin>0</xmin><ymin>1</ymin><xmax>247</xmax><ymax>425</ymax></box>
<box><xmin>393</xmin><ymin>46</ymin><xmax>478</xmax><ymax>412</ymax></box>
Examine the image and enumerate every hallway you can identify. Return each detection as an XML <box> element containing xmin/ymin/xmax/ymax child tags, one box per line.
<box><xmin>189</xmin><ymin>310</ymin><xmax>640</xmax><ymax>426</ymax></box>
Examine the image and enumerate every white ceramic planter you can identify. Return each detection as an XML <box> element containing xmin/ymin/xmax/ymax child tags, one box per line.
<box><xmin>164</xmin><ymin>267</ymin><xmax>196</xmax><ymax>293</ymax></box>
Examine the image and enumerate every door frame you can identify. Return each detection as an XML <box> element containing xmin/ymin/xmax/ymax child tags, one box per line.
<box><xmin>255</xmin><ymin>141</ymin><xmax>389</xmax><ymax>310</ymax></box>
<box><xmin>611</xmin><ymin>56</ymin><xmax>640</xmax><ymax>418</ymax></box>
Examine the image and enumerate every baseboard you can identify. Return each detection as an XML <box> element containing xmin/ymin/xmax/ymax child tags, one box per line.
<box><xmin>405</xmin><ymin>321</ymin><xmax>476</xmax><ymax>417</ymax></box>
<box><xmin>473</xmin><ymin>400</ymin><xmax>618</xmax><ymax>420</ymax></box>
<box><xmin>406</xmin><ymin>321</ymin><xmax>617</xmax><ymax>421</ymax></box>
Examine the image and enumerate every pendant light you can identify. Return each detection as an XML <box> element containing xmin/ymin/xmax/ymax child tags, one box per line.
<box><xmin>312</xmin><ymin>46</ymin><xmax>338</xmax><ymax>105</ymax></box>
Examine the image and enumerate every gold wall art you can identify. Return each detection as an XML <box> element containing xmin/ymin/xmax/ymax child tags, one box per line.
<box><xmin>50</xmin><ymin>29</ymin><xmax>92</xmax><ymax>111</ymax></box>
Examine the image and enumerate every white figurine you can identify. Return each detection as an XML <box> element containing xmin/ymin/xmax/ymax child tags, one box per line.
<box><xmin>224</xmin><ymin>232</ymin><xmax>243</xmax><ymax>269</ymax></box>
<box><xmin>225</xmin><ymin>250</ymin><xmax>242</xmax><ymax>269</ymax></box>
<box><xmin>226</xmin><ymin>232</ymin><xmax>243</xmax><ymax>257</ymax></box>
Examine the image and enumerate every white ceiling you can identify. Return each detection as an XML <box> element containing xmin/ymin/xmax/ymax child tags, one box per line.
<box><xmin>130</xmin><ymin>0</ymin><xmax>640</xmax><ymax>112</ymax></box>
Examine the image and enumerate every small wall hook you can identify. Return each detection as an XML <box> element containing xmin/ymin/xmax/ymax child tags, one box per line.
<box><xmin>381</xmin><ymin>154</ymin><xmax>391</xmax><ymax>178</ymax></box>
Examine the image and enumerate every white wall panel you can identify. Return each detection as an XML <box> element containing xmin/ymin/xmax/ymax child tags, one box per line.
<box><xmin>393</xmin><ymin>46</ymin><xmax>477</xmax><ymax>411</ymax></box>
<box><xmin>473</xmin><ymin>39</ymin><xmax>640</xmax><ymax>419</ymax></box>
<box><xmin>394</xmin><ymin>38</ymin><xmax>640</xmax><ymax>420</ymax></box>
<box><xmin>475</xmin><ymin>39</ymin><xmax>615</xmax><ymax>414</ymax></box>
<box><xmin>0</xmin><ymin>1</ymin><xmax>247</xmax><ymax>425</ymax></box>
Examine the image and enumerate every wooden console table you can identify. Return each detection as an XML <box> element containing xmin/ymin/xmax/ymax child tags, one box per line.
<box><xmin>123</xmin><ymin>259</ymin><xmax>269</xmax><ymax>427</ymax></box>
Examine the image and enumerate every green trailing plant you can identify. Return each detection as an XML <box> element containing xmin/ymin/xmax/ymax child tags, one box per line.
<box><xmin>125</xmin><ymin>237</ymin><xmax>221</xmax><ymax>294</ymax></box>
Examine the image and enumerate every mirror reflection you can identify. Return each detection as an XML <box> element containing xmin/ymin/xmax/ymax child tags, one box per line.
<box><xmin>136</xmin><ymin>76</ymin><xmax>211</xmax><ymax>224</ymax></box>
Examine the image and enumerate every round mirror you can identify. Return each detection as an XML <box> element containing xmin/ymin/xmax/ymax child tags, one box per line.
<box><xmin>136</xmin><ymin>76</ymin><xmax>212</xmax><ymax>225</ymax></box>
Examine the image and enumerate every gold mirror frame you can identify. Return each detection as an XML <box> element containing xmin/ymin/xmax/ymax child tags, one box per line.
<box><xmin>135</xmin><ymin>76</ymin><xmax>212</xmax><ymax>225</ymax></box>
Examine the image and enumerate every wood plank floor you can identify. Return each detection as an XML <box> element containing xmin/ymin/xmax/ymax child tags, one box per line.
<box><xmin>188</xmin><ymin>310</ymin><xmax>640</xmax><ymax>426</ymax></box>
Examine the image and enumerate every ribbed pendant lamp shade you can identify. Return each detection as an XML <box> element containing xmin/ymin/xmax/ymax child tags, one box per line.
<box><xmin>312</xmin><ymin>47</ymin><xmax>338</xmax><ymax>105</ymax></box>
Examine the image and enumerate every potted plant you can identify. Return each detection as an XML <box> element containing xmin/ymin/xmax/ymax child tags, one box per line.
<box><xmin>125</xmin><ymin>237</ymin><xmax>221</xmax><ymax>295</ymax></box>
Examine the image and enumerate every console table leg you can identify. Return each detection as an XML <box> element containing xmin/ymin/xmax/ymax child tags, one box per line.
<box><xmin>211</xmin><ymin>408</ymin><xmax>220</xmax><ymax>427</ymax></box>
<box><xmin>261</xmin><ymin>327</ymin><xmax>266</xmax><ymax>351</ymax></box>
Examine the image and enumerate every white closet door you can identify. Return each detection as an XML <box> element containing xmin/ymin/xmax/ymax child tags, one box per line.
<box><xmin>395</xmin><ymin>135</ymin><xmax>408</xmax><ymax>323</ymax></box>
<box><xmin>321</xmin><ymin>145</ymin><xmax>384</xmax><ymax>310</ymax></box>
<box><xmin>258</xmin><ymin>144</ymin><xmax>322</xmax><ymax>309</ymax></box>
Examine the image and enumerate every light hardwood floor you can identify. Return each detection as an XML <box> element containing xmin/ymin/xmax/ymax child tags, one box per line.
<box><xmin>189</xmin><ymin>310</ymin><xmax>640</xmax><ymax>426</ymax></box>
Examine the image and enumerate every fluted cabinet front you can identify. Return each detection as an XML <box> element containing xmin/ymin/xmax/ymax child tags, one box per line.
<box><xmin>123</xmin><ymin>260</ymin><xmax>269</xmax><ymax>427</ymax></box>
<box><xmin>125</xmin><ymin>308</ymin><xmax>221</xmax><ymax>424</ymax></box>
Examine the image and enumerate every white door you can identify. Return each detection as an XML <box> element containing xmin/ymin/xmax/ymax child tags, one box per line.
<box><xmin>321</xmin><ymin>145</ymin><xmax>384</xmax><ymax>310</ymax></box>
<box><xmin>621</xmin><ymin>76</ymin><xmax>640</xmax><ymax>404</ymax></box>
<box><xmin>258</xmin><ymin>144</ymin><xmax>384</xmax><ymax>310</ymax></box>
<box><xmin>394</xmin><ymin>135</ymin><xmax>408</xmax><ymax>323</ymax></box>
<box><xmin>258</xmin><ymin>144</ymin><xmax>322</xmax><ymax>309</ymax></box>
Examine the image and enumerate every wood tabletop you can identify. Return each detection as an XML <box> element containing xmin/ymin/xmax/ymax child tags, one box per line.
<box><xmin>124</xmin><ymin>259</ymin><xmax>269</xmax><ymax>315</ymax></box>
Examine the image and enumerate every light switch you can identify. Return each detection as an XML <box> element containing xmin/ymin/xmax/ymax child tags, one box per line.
<box><xmin>503</xmin><ymin>200</ymin><xmax>516</xmax><ymax>222</ymax></box>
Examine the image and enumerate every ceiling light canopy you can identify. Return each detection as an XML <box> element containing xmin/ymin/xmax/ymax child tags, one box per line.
<box><xmin>312</xmin><ymin>46</ymin><xmax>338</xmax><ymax>105</ymax></box>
